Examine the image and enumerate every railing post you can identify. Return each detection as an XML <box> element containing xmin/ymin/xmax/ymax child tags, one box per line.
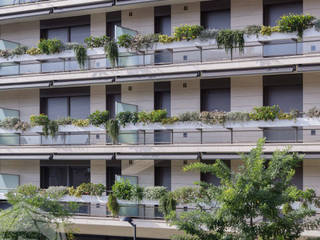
<box><xmin>171</xmin><ymin>130</ymin><xmax>174</xmax><ymax>144</ymax></box>
<box><xmin>294</xmin><ymin>127</ymin><xmax>298</xmax><ymax>143</ymax></box>
<box><xmin>143</xmin><ymin>130</ymin><xmax>146</xmax><ymax>145</ymax></box>
<box><xmin>197</xmin><ymin>128</ymin><xmax>203</xmax><ymax>144</ymax></box>
<box><xmin>227</xmin><ymin>128</ymin><xmax>233</xmax><ymax>144</ymax></box>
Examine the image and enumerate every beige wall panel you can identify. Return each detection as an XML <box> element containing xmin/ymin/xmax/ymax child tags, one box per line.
<box><xmin>90</xmin><ymin>85</ymin><xmax>106</xmax><ymax>113</ymax></box>
<box><xmin>122</xmin><ymin>7</ymin><xmax>154</xmax><ymax>34</ymax></box>
<box><xmin>121</xmin><ymin>82</ymin><xmax>154</xmax><ymax>112</ymax></box>
<box><xmin>91</xmin><ymin>13</ymin><xmax>106</xmax><ymax>37</ymax></box>
<box><xmin>0</xmin><ymin>89</ymin><xmax>39</xmax><ymax>121</ymax></box>
<box><xmin>91</xmin><ymin>160</ymin><xmax>106</xmax><ymax>185</ymax></box>
<box><xmin>304</xmin><ymin>0</ymin><xmax>320</xmax><ymax>18</ymax></box>
<box><xmin>231</xmin><ymin>0</ymin><xmax>263</xmax><ymax>29</ymax></box>
<box><xmin>171</xmin><ymin>160</ymin><xmax>200</xmax><ymax>190</ymax></box>
<box><xmin>122</xmin><ymin>160</ymin><xmax>154</xmax><ymax>187</ymax></box>
<box><xmin>304</xmin><ymin>159</ymin><xmax>320</xmax><ymax>195</ymax></box>
<box><xmin>171</xmin><ymin>3</ymin><xmax>200</xmax><ymax>33</ymax></box>
<box><xmin>303</xmin><ymin>72</ymin><xmax>320</xmax><ymax>112</ymax></box>
<box><xmin>1</xmin><ymin>21</ymin><xmax>40</xmax><ymax>47</ymax></box>
<box><xmin>0</xmin><ymin>160</ymin><xmax>40</xmax><ymax>187</ymax></box>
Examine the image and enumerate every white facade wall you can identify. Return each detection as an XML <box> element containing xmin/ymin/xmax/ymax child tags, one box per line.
<box><xmin>303</xmin><ymin>72</ymin><xmax>320</xmax><ymax>112</ymax></box>
<box><xmin>171</xmin><ymin>2</ymin><xmax>200</xmax><ymax>34</ymax></box>
<box><xmin>0</xmin><ymin>160</ymin><xmax>40</xmax><ymax>187</ymax></box>
<box><xmin>0</xmin><ymin>89</ymin><xmax>39</xmax><ymax>121</ymax></box>
<box><xmin>171</xmin><ymin>160</ymin><xmax>200</xmax><ymax>190</ymax></box>
<box><xmin>122</xmin><ymin>160</ymin><xmax>154</xmax><ymax>187</ymax></box>
<box><xmin>0</xmin><ymin>21</ymin><xmax>40</xmax><ymax>47</ymax></box>
<box><xmin>121</xmin><ymin>82</ymin><xmax>154</xmax><ymax>112</ymax></box>
<box><xmin>121</xmin><ymin>7</ymin><xmax>154</xmax><ymax>34</ymax></box>
<box><xmin>91</xmin><ymin>160</ymin><xmax>106</xmax><ymax>185</ymax></box>
<box><xmin>304</xmin><ymin>0</ymin><xmax>320</xmax><ymax>18</ymax></box>
<box><xmin>91</xmin><ymin>13</ymin><xmax>106</xmax><ymax>37</ymax></box>
<box><xmin>90</xmin><ymin>85</ymin><xmax>106</xmax><ymax>113</ymax></box>
<box><xmin>231</xmin><ymin>0</ymin><xmax>263</xmax><ymax>29</ymax></box>
<box><xmin>303</xmin><ymin>159</ymin><xmax>320</xmax><ymax>195</ymax></box>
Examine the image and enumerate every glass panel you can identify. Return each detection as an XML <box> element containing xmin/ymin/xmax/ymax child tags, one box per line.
<box><xmin>41</xmin><ymin>61</ymin><xmax>64</xmax><ymax>73</ymax></box>
<box><xmin>70</xmin><ymin>25</ymin><xmax>90</xmax><ymax>44</ymax></box>
<box><xmin>65</xmin><ymin>134</ymin><xmax>89</xmax><ymax>145</ymax></box>
<box><xmin>0</xmin><ymin>174</ymin><xmax>19</xmax><ymax>194</ymax></box>
<box><xmin>0</xmin><ymin>39</ymin><xmax>20</xmax><ymax>50</ymax></box>
<box><xmin>114</xmin><ymin>25</ymin><xmax>137</xmax><ymax>40</ymax></box>
<box><xmin>0</xmin><ymin>108</ymin><xmax>19</xmax><ymax>120</ymax></box>
<box><xmin>155</xmin><ymin>50</ymin><xmax>173</xmax><ymax>64</ymax></box>
<box><xmin>118</xmin><ymin>53</ymin><xmax>144</xmax><ymax>67</ymax></box>
<box><xmin>115</xmin><ymin>175</ymin><xmax>138</xmax><ymax>185</ymax></box>
<box><xmin>47</xmin><ymin>28</ymin><xmax>69</xmax><ymax>43</ymax></box>
<box><xmin>0</xmin><ymin>0</ymin><xmax>14</xmax><ymax>7</ymax></box>
<box><xmin>20</xmin><ymin>135</ymin><xmax>41</xmax><ymax>145</ymax></box>
<box><xmin>264</xmin><ymin>128</ymin><xmax>303</xmax><ymax>143</ymax></box>
<box><xmin>20</xmin><ymin>63</ymin><xmax>41</xmax><ymax>74</ymax></box>
<box><xmin>264</xmin><ymin>42</ymin><xmax>303</xmax><ymax>57</ymax></box>
<box><xmin>0</xmin><ymin>63</ymin><xmax>19</xmax><ymax>76</ymax></box>
<box><xmin>0</xmin><ymin>134</ymin><xmax>19</xmax><ymax>145</ymax></box>
<box><xmin>47</xmin><ymin>97</ymin><xmax>68</xmax><ymax>120</ymax></box>
<box><xmin>119</xmin><ymin>204</ymin><xmax>140</xmax><ymax>217</ymax></box>
<box><xmin>41</xmin><ymin>135</ymin><xmax>66</xmax><ymax>145</ymax></box>
<box><xmin>70</xmin><ymin>96</ymin><xmax>90</xmax><ymax>119</ymax></box>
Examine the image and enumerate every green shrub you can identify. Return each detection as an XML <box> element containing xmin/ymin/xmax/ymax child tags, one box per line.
<box><xmin>158</xmin><ymin>34</ymin><xmax>175</xmax><ymax>43</ymax></box>
<box><xmin>118</xmin><ymin>34</ymin><xmax>158</xmax><ymax>51</ymax></box>
<box><xmin>200</xmin><ymin>111</ymin><xmax>226</xmax><ymax>125</ymax></box>
<box><xmin>173</xmin><ymin>186</ymin><xmax>201</xmax><ymax>204</ymax></box>
<box><xmin>0</xmin><ymin>50</ymin><xmax>12</xmax><ymax>59</ymax></box>
<box><xmin>225</xmin><ymin>112</ymin><xmax>250</xmax><ymax>122</ymax></box>
<box><xmin>178</xmin><ymin>112</ymin><xmax>200</xmax><ymax>122</ymax></box>
<box><xmin>278</xmin><ymin>109</ymin><xmax>300</xmax><ymax>120</ymax></box>
<box><xmin>107</xmin><ymin>194</ymin><xmax>120</xmax><ymax>217</ymax></box>
<box><xmin>306</xmin><ymin>107</ymin><xmax>320</xmax><ymax>118</ymax></box>
<box><xmin>12</xmin><ymin>46</ymin><xmax>28</xmax><ymax>56</ymax></box>
<box><xmin>0</xmin><ymin>118</ymin><xmax>30</xmax><ymax>131</ymax></box>
<box><xmin>46</xmin><ymin>186</ymin><xmax>69</xmax><ymax>198</ymax></box>
<box><xmin>159</xmin><ymin>192</ymin><xmax>177</xmax><ymax>216</ymax></box>
<box><xmin>278</xmin><ymin>14</ymin><xmax>315</xmax><ymax>38</ymax></box>
<box><xmin>38</xmin><ymin>39</ymin><xmax>63</xmax><ymax>55</ymax></box>
<box><xmin>249</xmin><ymin>105</ymin><xmax>280</xmax><ymax>121</ymax></box>
<box><xmin>244</xmin><ymin>25</ymin><xmax>262</xmax><ymax>37</ymax></box>
<box><xmin>198</xmin><ymin>29</ymin><xmax>219</xmax><ymax>40</ymax></box>
<box><xmin>112</xmin><ymin>179</ymin><xmax>135</xmax><ymax>200</ymax></box>
<box><xmin>26</xmin><ymin>47</ymin><xmax>42</xmax><ymax>55</ymax></box>
<box><xmin>216</xmin><ymin>29</ymin><xmax>245</xmax><ymax>54</ymax></box>
<box><xmin>137</xmin><ymin>110</ymin><xmax>168</xmax><ymax>124</ymax></box>
<box><xmin>117</xmin><ymin>34</ymin><xmax>134</xmax><ymax>49</ymax></box>
<box><xmin>88</xmin><ymin>110</ymin><xmax>109</xmax><ymax>126</ymax></box>
<box><xmin>30</xmin><ymin>114</ymin><xmax>49</xmax><ymax>126</ymax></box>
<box><xmin>71</xmin><ymin>119</ymin><xmax>90</xmax><ymax>127</ymax></box>
<box><xmin>161</xmin><ymin>116</ymin><xmax>179</xmax><ymax>124</ymax></box>
<box><xmin>143</xmin><ymin>186</ymin><xmax>168</xmax><ymax>200</ymax></box>
<box><xmin>68</xmin><ymin>183</ymin><xmax>105</xmax><ymax>197</ymax></box>
<box><xmin>84</xmin><ymin>35</ymin><xmax>110</xmax><ymax>48</ymax></box>
<box><xmin>116</xmin><ymin>111</ymin><xmax>139</xmax><ymax>127</ymax></box>
<box><xmin>173</xmin><ymin>25</ymin><xmax>204</xmax><ymax>41</ymax></box>
<box><xmin>260</xmin><ymin>25</ymin><xmax>280</xmax><ymax>36</ymax></box>
<box><xmin>107</xmin><ymin>119</ymin><xmax>120</xmax><ymax>144</ymax></box>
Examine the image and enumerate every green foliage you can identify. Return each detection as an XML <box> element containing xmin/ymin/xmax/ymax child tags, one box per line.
<box><xmin>143</xmin><ymin>186</ymin><xmax>168</xmax><ymax>200</ymax></box>
<box><xmin>0</xmin><ymin>49</ymin><xmax>12</xmax><ymax>59</ymax></box>
<box><xmin>30</xmin><ymin>114</ymin><xmax>58</xmax><ymax>137</ymax></box>
<box><xmin>167</xmin><ymin>139</ymin><xmax>320</xmax><ymax>240</ymax></box>
<box><xmin>68</xmin><ymin>183</ymin><xmax>105</xmax><ymax>197</ymax></box>
<box><xmin>216</xmin><ymin>29</ymin><xmax>245</xmax><ymax>54</ymax></box>
<box><xmin>159</xmin><ymin>34</ymin><xmax>175</xmax><ymax>43</ymax></box>
<box><xmin>138</xmin><ymin>110</ymin><xmax>168</xmax><ymax>124</ymax></box>
<box><xmin>159</xmin><ymin>192</ymin><xmax>177</xmax><ymax>216</ymax></box>
<box><xmin>88</xmin><ymin>110</ymin><xmax>109</xmax><ymax>126</ymax></box>
<box><xmin>225</xmin><ymin>112</ymin><xmax>250</xmax><ymax>122</ymax></box>
<box><xmin>46</xmin><ymin>186</ymin><xmax>69</xmax><ymax>199</ymax></box>
<box><xmin>200</xmin><ymin>111</ymin><xmax>226</xmax><ymax>124</ymax></box>
<box><xmin>12</xmin><ymin>46</ymin><xmax>28</xmax><ymax>56</ymax></box>
<box><xmin>278</xmin><ymin>14</ymin><xmax>315</xmax><ymax>39</ymax></box>
<box><xmin>116</xmin><ymin>111</ymin><xmax>139</xmax><ymax>127</ymax></box>
<box><xmin>107</xmin><ymin>194</ymin><xmax>120</xmax><ymax>217</ymax></box>
<box><xmin>105</xmin><ymin>40</ymin><xmax>119</xmax><ymax>67</ymax></box>
<box><xmin>306</xmin><ymin>107</ymin><xmax>320</xmax><ymax>118</ymax></box>
<box><xmin>112</xmin><ymin>179</ymin><xmax>135</xmax><ymax>200</ymax></box>
<box><xmin>172</xmin><ymin>186</ymin><xmax>202</xmax><ymax>204</ymax></box>
<box><xmin>314</xmin><ymin>19</ymin><xmax>320</xmax><ymax>32</ymax></box>
<box><xmin>249</xmin><ymin>105</ymin><xmax>280</xmax><ymax>121</ymax></box>
<box><xmin>260</xmin><ymin>25</ymin><xmax>280</xmax><ymax>36</ymax></box>
<box><xmin>73</xmin><ymin>44</ymin><xmax>87</xmax><ymax>69</ymax></box>
<box><xmin>71</xmin><ymin>119</ymin><xmax>90</xmax><ymax>127</ymax></box>
<box><xmin>0</xmin><ymin>117</ymin><xmax>30</xmax><ymax>131</ymax></box>
<box><xmin>107</xmin><ymin>119</ymin><xmax>120</xmax><ymax>144</ymax></box>
<box><xmin>198</xmin><ymin>29</ymin><xmax>219</xmax><ymax>41</ymax></box>
<box><xmin>173</xmin><ymin>25</ymin><xmax>204</xmax><ymax>41</ymax></box>
<box><xmin>117</xmin><ymin>34</ymin><xmax>134</xmax><ymax>49</ymax></box>
<box><xmin>26</xmin><ymin>47</ymin><xmax>42</xmax><ymax>55</ymax></box>
<box><xmin>118</xmin><ymin>34</ymin><xmax>158</xmax><ymax>51</ymax></box>
<box><xmin>30</xmin><ymin>114</ymin><xmax>49</xmax><ymax>126</ymax></box>
<box><xmin>84</xmin><ymin>35</ymin><xmax>110</xmax><ymax>48</ymax></box>
<box><xmin>38</xmin><ymin>39</ymin><xmax>63</xmax><ymax>54</ymax></box>
<box><xmin>161</xmin><ymin>116</ymin><xmax>179</xmax><ymax>124</ymax></box>
<box><xmin>244</xmin><ymin>25</ymin><xmax>262</xmax><ymax>37</ymax></box>
<box><xmin>178</xmin><ymin>112</ymin><xmax>200</xmax><ymax>122</ymax></box>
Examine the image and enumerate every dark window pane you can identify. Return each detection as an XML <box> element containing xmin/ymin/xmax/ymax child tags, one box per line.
<box><xmin>69</xmin><ymin>167</ymin><xmax>90</xmax><ymax>187</ymax></box>
<box><xmin>70</xmin><ymin>25</ymin><xmax>90</xmax><ymax>44</ymax></box>
<box><xmin>47</xmin><ymin>28</ymin><xmax>68</xmax><ymax>42</ymax></box>
<box><xmin>155</xmin><ymin>160</ymin><xmax>171</xmax><ymax>190</ymax></box>
<box><xmin>47</xmin><ymin>97</ymin><xmax>68</xmax><ymax>120</ymax></box>
<box><xmin>70</xmin><ymin>96</ymin><xmax>90</xmax><ymax>119</ymax></box>
<box><xmin>203</xmin><ymin>10</ymin><xmax>230</xmax><ymax>29</ymax></box>
<box><xmin>201</xmin><ymin>160</ymin><xmax>230</xmax><ymax>185</ymax></box>
<box><xmin>106</xmin><ymin>160</ymin><xmax>121</xmax><ymax>191</ymax></box>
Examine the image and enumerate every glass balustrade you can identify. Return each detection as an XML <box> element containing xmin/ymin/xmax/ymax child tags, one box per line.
<box><xmin>0</xmin><ymin>174</ymin><xmax>19</xmax><ymax>194</ymax></box>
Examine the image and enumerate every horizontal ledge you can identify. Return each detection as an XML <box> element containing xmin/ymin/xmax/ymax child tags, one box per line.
<box><xmin>53</xmin><ymin>154</ymin><xmax>114</xmax><ymax>160</ymax></box>
<box><xmin>116</xmin><ymin>154</ymin><xmax>199</xmax><ymax>160</ymax></box>
<box><xmin>53</xmin><ymin>2</ymin><xmax>113</xmax><ymax>14</ymax></box>
<box><xmin>0</xmin><ymin>81</ymin><xmax>50</xmax><ymax>90</ymax></box>
<box><xmin>116</xmin><ymin>72</ymin><xmax>200</xmax><ymax>82</ymax></box>
<box><xmin>0</xmin><ymin>155</ymin><xmax>50</xmax><ymax>160</ymax></box>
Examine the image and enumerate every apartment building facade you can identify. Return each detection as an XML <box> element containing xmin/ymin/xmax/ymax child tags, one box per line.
<box><xmin>1</xmin><ymin>0</ymin><xmax>320</xmax><ymax>239</ymax></box>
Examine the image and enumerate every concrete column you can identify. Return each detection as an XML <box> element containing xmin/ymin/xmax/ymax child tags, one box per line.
<box><xmin>121</xmin><ymin>82</ymin><xmax>154</xmax><ymax>112</ymax></box>
<box><xmin>231</xmin><ymin>0</ymin><xmax>263</xmax><ymax>29</ymax></box>
<box><xmin>304</xmin><ymin>0</ymin><xmax>320</xmax><ymax>18</ymax></box>
<box><xmin>171</xmin><ymin>160</ymin><xmax>200</xmax><ymax>190</ymax></box>
<box><xmin>171</xmin><ymin>2</ymin><xmax>201</xmax><ymax>34</ymax></box>
<box><xmin>303</xmin><ymin>159</ymin><xmax>320</xmax><ymax>195</ymax></box>
<box><xmin>122</xmin><ymin>7</ymin><xmax>154</xmax><ymax>34</ymax></box>
<box><xmin>121</xmin><ymin>160</ymin><xmax>154</xmax><ymax>187</ymax></box>
<box><xmin>171</xmin><ymin>79</ymin><xmax>200</xmax><ymax>116</ymax></box>
<box><xmin>231</xmin><ymin>75</ymin><xmax>263</xmax><ymax>112</ymax></box>
<box><xmin>303</xmin><ymin>73</ymin><xmax>320</xmax><ymax>112</ymax></box>
<box><xmin>90</xmin><ymin>160</ymin><xmax>106</xmax><ymax>185</ymax></box>
<box><xmin>90</xmin><ymin>85</ymin><xmax>106</xmax><ymax>113</ymax></box>
<box><xmin>91</xmin><ymin>13</ymin><xmax>106</xmax><ymax>37</ymax></box>
<box><xmin>0</xmin><ymin>160</ymin><xmax>40</xmax><ymax>187</ymax></box>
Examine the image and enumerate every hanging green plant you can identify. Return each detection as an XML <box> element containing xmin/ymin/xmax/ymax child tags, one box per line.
<box><xmin>216</xmin><ymin>29</ymin><xmax>245</xmax><ymax>56</ymax></box>
<box><xmin>159</xmin><ymin>192</ymin><xmax>177</xmax><ymax>216</ymax></box>
<box><xmin>48</xmin><ymin>120</ymin><xmax>59</xmax><ymax>137</ymax></box>
<box><xmin>106</xmin><ymin>119</ymin><xmax>120</xmax><ymax>144</ymax></box>
<box><xmin>107</xmin><ymin>194</ymin><xmax>120</xmax><ymax>217</ymax></box>
<box><xmin>73</xmin><ymin>44</ymin><xmax>88</xmax><ymax>70</ymax></box>
<box><xmin>105</xmin><ymin>40</ymin><xmax>119</xmax><ymax>68</ymax></box>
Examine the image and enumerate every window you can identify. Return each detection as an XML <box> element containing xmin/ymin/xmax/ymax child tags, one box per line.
<box><xmin>264</xmin><ymin>0</ymin><xmax>302</xmax><ymax>26</ymax></box>
<box><xmin>40</xmin><ymin>160</ymin><xmax>90</xmax><ymax>188</ymax></box>
<box><xmin>106</xmin><ymin>85</ymin><xmax>121</xmax><ymax>119</ymax></box>
<box><xmin>40</xmin><ymin>16</ymin><xmax>90</xmax><ymax>44</ymax></box>
<box><xmin>155</xmin><ymin>6</ymin><xmax>171</xmax><ymax>35</ymax></box>
<box><xmin>106</xmin><ymin>11</ymin><xmax>121</xmax><ymax>39</ymax></box>
<box><xmin>201</xmin><ymin>78</ymin><xmax>231</xmax><ymax>112</ymax></box>
<box><xmin>155</xmin><ymin>160</ymin><xmax>171</xmax><ymax>190</ymax></box>
<box><xmin>201</xmin><ymin>0</ymin><xmax>231</xmax><ymax>29</ymax></box>
<box><xmin>201</xmin><ymin>160</ymin><xmax>230</xmax><ymax>185</ymax></box>
<box><xmin>40</xmin><ymin>87</ymin><xmax>90</xmax><ymax>120</ymax></box>
<box><xmin>106</xmin><ymin>160</ymin><xmax>121</xmax><ymax>191</ymax></box>
<box><xmin>263</xmin><ymin>74</ymin><xmax>303</xmax><ymax>142</ymax></box>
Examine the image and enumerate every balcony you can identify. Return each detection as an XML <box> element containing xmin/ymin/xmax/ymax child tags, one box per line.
<box><xmin>0</xmin><ymin>29</ymin><xmax>320</xmax><ymax>86</ymax></box>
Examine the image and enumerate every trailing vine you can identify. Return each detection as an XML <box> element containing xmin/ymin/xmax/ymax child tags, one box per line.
<box><xmin>73</xmin><ymin>44</ymin><xmax>88</xmax><ymax>69</ymax></box>
<box><xmin>106</xmin><ymin>119</ymin><xmax>120</xmax><ymax>144</ymax></box>
<box><xmin>105</xmin><ymin>40</ymin><xmax>119</xmax><ymax>68</ymax></box>
<box><xmin>216</xmin><ymin>29</ymin><xmax>245</xmax><ymax>56</ymax></box>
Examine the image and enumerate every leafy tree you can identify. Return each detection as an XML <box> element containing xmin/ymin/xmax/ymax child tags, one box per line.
<box><xmin>0</xmin><ymin>185</ymin><xmax>76</xmax><ymax>240</ymax></box>
<box><xmin>166</xmin><ymin>139</ymin><xmax>320</xmax><ymax>240</ymax></box>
